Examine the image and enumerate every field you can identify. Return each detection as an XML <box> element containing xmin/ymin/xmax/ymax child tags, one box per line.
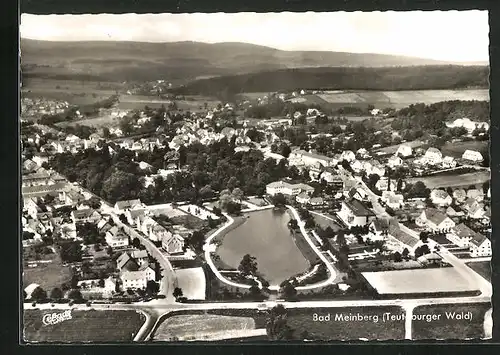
<box><xmin>376</xmin><ymin>140</ymin><xmax>425</xmax><ymax>154</ymax></box>
<box><xmin>152</xmin><ymin>314</ymin><xmax>260</xmax><ymax>341</ymax></box>
<box><xmin>466</xmin><ymin>261</ymin><xmax>492</xmax><ymax>282</ymax></box>
<box><xmin>23</xmin><ymin>251</ymin><xmax>72</xmax><ymax>292</ymax></box>
<box><xmin>286</xmin><ymin>306</ymin><xmax>405</xmax><ymax>340</ymax></box>
<box><xmin>118</xmin><ymin>95</ymin><xmax>221</xmax><ymax>111</ymax></box>
<box><xmin>247</xmin><ymin>197</ymin><xmax>270</xmax><ymax>207</ymax></box>
<box><xmin>441</xmin><ymin>140</ymin><xmax>489</xmax><ymax>159</ymax></box>
<box><xmin>412</xmin><ymin>303</ymin><xmax>491</xmax><ymax>340</ymax></box>
<box><xmin>56</xmin><ymin>115</ymin><xmax>120</xmax><ymax>129</ymax></box>
<box><xmin>407</xmin><ymin>171</ymin><xmax>490</xmax><ymax>189</ymax></box>
<box><xmin>312</xmin><ymin>214</ymin><xmax>342</xmax><ymax>231</ymax></box>
<box><xmin>175</xmin><ymin>267</ymin><xmax>207</xmax><ymax>300</ymax></box>
<box><xmin>23</xmin><ymin>309</ymin><xmax>146</xmax><ymax>343</ymax></box>
<box><xmin>316</xmin><ymin>89</ymin><xmax>489</xmax><ymax>109</ymax></box>
<box><xmin>361</xmin><ymin>268</ymin><xmax>479</xmax><ymax>295</ymax></box>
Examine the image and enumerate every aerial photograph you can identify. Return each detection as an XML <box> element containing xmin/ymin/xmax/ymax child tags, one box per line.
<box><xmin>20</xmin><ymin>10</ymin><xmax>491</xmax><ymax>342</ymax></box>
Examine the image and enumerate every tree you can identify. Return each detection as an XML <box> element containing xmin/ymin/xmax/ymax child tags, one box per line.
<box><xmin>172</xmin><ymin>287</ymin><xmax>183</xmax><ymax>301</ymax></box>
<box><xmin>271</xmin><ymin>193</ymin><xmax>287</xmax><ymax>207</ymax></box>
<box><xmin>280</xmin><ymin>281</ymin><xmax>297</xmax><ymax>300</ymax></box>
<box><xmin>402</xmin><ymin>248</ymin><xmax>410</xmax><ymax>259</ymax></box>
<box><xmin>393</xmin><ymin>251</ymin><xmax>403</xmax><ymax>262</ymax></box>
<box><xmin>288</xmin><ymin>219</ymin><xmax>298</xmax><ymax>230</ymax></box>
<box><xmin>186</xmin><ymin>230</ymin><xmax>205</xmax><ymax>253</ymax></box>
<box><xmin>146</xmin><ymin>280</ymin><xmax>160</xmax><ymax>296</ymax></box>
<box><xmin>304</xmin><ymin>218</ymin><xmax>316</xmax><ymax>229</ymax></box>
<box><xmin>31</xmin><ymin>287</ymin><xmax>47</xmax><ymax>302</ymax></box>
<box><xmin>232</xmin><ymin>188</ymin><xmax>244</xmax><ymax>202</ymax></box>
<box><xmin>68</xmin><ymin>289</ymin><xmax>83</xmax><ymax>301</ymax></box>
<box><xmin>50</xmin><ymin>287</ymin><xmax>64</xmax><ymax>300</ymax></box>
<box><xmin>238</xmin><ymin>254</ymin><xmax>258</xmax><ymax>276</ymax></box>
<box><xmin>119</xmin><ymin>214</ymin><xmax>128</xmax><ymax>223</ymax></box>
<box><xmin>98</xmin><ymin>278</ymin><xmax>105</xmax><ymax>288</ymax></box>
<box><xmin>248</xmin><ymin>285</ymin><xmax>263</xmax><ymax>300</ymax></box>
<box><xmin>336</xmin><ymin>230</ymin><xmax>346</xmax><ymax>247</ymax></box>
<box><xmin>106</xmin><ymin>246</ymin><xmax>113</xmax><ymax>256</ymax></box>
<box><xmin>419</xmin><ymin>231</ymin><xmax>429</xmax><ymax>242</ymax></box>
<box><xmin>266</xmin><ymin>305</ymin><xmax>295</xmax><ymax>340</ymax></box>
<box><xmin>132</xmin><ymin>237</ymin><xmax>141</xmax><ymax>249</ymax></box>
<box><xmin>225</xmin><ymin>201</ymin><xmax>242</xmax><ymax>215</ymax></box>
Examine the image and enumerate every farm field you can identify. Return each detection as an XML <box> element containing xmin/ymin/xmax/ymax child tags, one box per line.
<box><xmin>23</xmin><ymin>251</ymin><xmax>72</xmax><ymax>292</ymax></box>
<box><xmin>175</xmin><ymin>267</ymin><xmax>207</xmax><ymax>300</ymax></box>
<box><xmin>407</xmin><ymin>170</ymin><xmax>490</xmax><ymax>189</ymax></box>
<box><xmin>286</xmin><ymin>306</ymin><xmax>405</xmax><ymax>340</ymax></box>
<box><xmin>376</xmin><ymin>140</ymin><xmax>425</xmax><ymax>154</ymax></box>
<box><xmin>152</xmin><ymin>314</ymin><xmax>260</xmax><ymax>341</ymax></box>
<box><xmin>412</xmin><ymin>303</ymin><xmax>491</xmax><ymax>340</ymax></box>
<box><xmin>466</xmin><ymin>261</ymin><xmax>491</xmax><ymax>282</ymax></box>
<box><xmin>361</xmin><ymin>268</ymin><xmax>479</xmax><ymax>295</ymax></box>
<box><xmin>441</xmin><ymin>140</ymin><xmax>489</xmax><ymax>159</ymax></box>
<box><xmin>23</xmin><ymin>309</ymin><xmax>146</xmax><ymax>343</ymax></box>
<box><xmin>317</xmin><ymin>89</ymin><xmax>489</xmax><ymax>109</ymax></box>
<box><xmin>56</xmin><ymin>115</ymin><xmax>120</xmax><ymax>129</ymax></box>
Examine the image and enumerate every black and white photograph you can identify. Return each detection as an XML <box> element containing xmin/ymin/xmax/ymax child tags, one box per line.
<box><xmin>20</xmin><ymin>10</ymin><xmax>491</xmax><ymax>342</ymax></box>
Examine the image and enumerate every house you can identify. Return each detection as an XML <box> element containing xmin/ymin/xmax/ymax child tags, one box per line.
<box><xmin>24</xmin><ymin>283</ymin><xmax>41</xmax><ymax>299</ymax></box>
<box><xmin>287</xmin><ymin>149</ymin><xmax>336</xmax><ymax>168</ymax></box>
<box><xmin>103</xmin><ymin>277</ymin><xmax>118</xmax><ymax>296</ymax></box>
<box><xmin>105</xmin><ymin>226</ymin><xmax>129</xmax><ymax>248</ymax></box>
<box><xmin>381</xmin><ymin>191</ymin><xmax>404</xmax><ymax>209</ymax></box>
<box><xmin>161</xmin><ymin>233</ymin><xmax>185</xmax><ymax>255</ymax></box>
<box><xmin>446</xmin><ymin>206</ymin><xmax>464</xmax><ymax>217</ymax></box>
<box><xmin>23</xmin><ymin>159</ymin><xmax>39</xmax><ymax>173</ymax></box>
<box><xmin>417</xmin><ymin>253</ymin><xmax>443</xmax><ymax>266</ymax></box>
<box><xmin>22</xmin><ymin>169</ymin><xmax>53</xmax><ymax>187</ymax></box>
<box><xmin>114</xmin><ymin>199</ymin><xmax>143</xmax><ymax>213</ymax></box>
<box><xmin>116</xmin><ymin>252</ymin><xmax>139</xmax><ymax>272</ymax></box>
<box><xmin>356</xmin><ymin>148</ymin><xmax>369</xmax><ymax>158</ymax></box>
<box><xmin>453</xmin><ymin>189</ymin><xmax>467</xmax><ymax>203</ymax></box>
<box><xmin>337</xmin><ymin>199</ymin><xmax>376</xmax><ymax>227</ymax></box>
<box><xmin>308</xmin><ymin>197</ymin><xmax>324</xmax><ymax>207</ymax></box>
<box><xmin>126</xmin><ymin>208</ymin><xmax>146</xmax><ymax>226</ymax></box>
<box><xmin>131</xmin><ymin>249</ymin><xmax>149</xmax><ymax>266</ymax></box>
<box><xmin>396</xmin><ymin>144</ymin><xmax>412</xmax><ymax>158</ymax></box>
<box><xmin>345</xmin><ymin>187</ymin><xmax>366</xmax><ymax>201</ymax></box>
<box><xmin>468</xmin><ymin>202</ymin><xmax>486</xmax><ymax>219</ymax></box>
<box><xmin>120</xmin><ymin>264</ymin><xmax>156</xmax><ymax>290</ymax></box>
<box><xmin>387</xmin><ymin>155</ymin><xmax>403</xmax><ymax>168</ymax></box>
<box><xmin>375</xmin><ymin>177</ymin><xmax>404</xmax><ymax>192</ymax></box>
<box><xmin>423</xmin><ymin>147</ymin><xmax>443</xmax><ymax>165</ymax></box>
<box><xmin>296</xmin><ymin>192</ymin><xmax>311</xmax><ymax>205</ymax></box>
<box><xmin>416</xmin><ymin>208</ymin><xmax>456</xmax><ymax>232</ymax></box>
<box><xmin>387</xmin><ymin>219</ymin><xmax>420</xmax><ymax>254</ymax></box>
<box><xmin>340</xmin><ymin>150</ymin><xmax>356</xmax><ymax>162</ymax></box>
<box><xmin>320</xmin><ymin>170</ymin><xmax>344</xmax><ymax>189</ymax></box>
<box><xmin>266</xmin><ymin>181</ymin><xmax>314</xmax><ymax>197</ymax></box>
<box><xmin>149</xmin><ymin>223</ymin><xmax>171</xmax><ymax>243</ymax></box>
<box><xmin>430</xmin><ymin>189</ymin><xmax>453</xmax><ymax>207</ymax></box>
<box><xmin>469</xmin><ymin>233</ymin><xmax>491</xmax><ymax>257</ymax></box>
<box><xmin>462</xmin><ymin>150</ymin><xmax>483</xmax><ymax>163</ymax></box>
<box><xmin>447</xmin><ymin>223</ymin><xmax>477</xmax><ymax>247</ymax></box>
<box><xmin>368</xmin><ymin>219</ymin><xmax>389</xmax><ymax>241</ymax></box>
<box><xmin>446</xmin><ymin>118</ymin><xmax>480</xmax><ymax>133</ymax></box>
<box><xmin>466</xmin><ymin>189</ymin><xmax>484</xmax><ymax>202</ymax></box>
<box><xmin>364</xmin><ymin>160</ymin><xmax>385</xmax><ymax>177</ymax></box>
<box><xmin>61</xmin><ymin>190</ymin><xmax>86</xmax><ymax>205</ymax></box>
<box><xmin>71</xmin><ymin>208</ymin><xmax>101</xmax><ymax>224</ymax></box>
<box><xmin>350</xmin><ymin>159</ymin><xmax>364</xmax><ymax>173</ymax></box>
<box><xmin>138</xmin><ymin>216</ymin><xmax>158</xmax><ymax>235</ymax></box>
<box><xmin>442</xmin><ymin>156</ymin><xmax>457</xmax><ymax>169</ymax></box>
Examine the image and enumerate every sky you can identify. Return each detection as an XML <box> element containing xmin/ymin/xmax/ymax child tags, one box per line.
<box><xmin>20</xmin><ymin>11</ymin><xmax>489</xmax><ymax>62</ymax></box>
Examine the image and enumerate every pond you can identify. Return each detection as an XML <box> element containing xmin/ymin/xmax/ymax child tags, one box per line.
<box><xmin>216</xmin><ymin>209</ymin><xmax>310</xmax><ymax>285</ymax></box>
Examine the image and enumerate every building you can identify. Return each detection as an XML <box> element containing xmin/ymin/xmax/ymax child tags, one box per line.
<box><xmin>368</xmin><ymin>219</ymin><xmax>389</xmax><ymax>241</ymax></box>
<box><xmin>387</xmin><ymin>155</ymin><xmax>403</xmax><ymax>168</ymax></box>
<box><xmin>340</xmin><ymin>150</ymin><xmax>356</xmax><ymax>162</ymax></box>
<box><xmin>114</xmin><ymin>199</ymin><xmax>144</xmax><ymax>213</ymax></box>
<box><xmin>423</xmin><ymin>147</ymin><xmax>443</xmax><ymax>165</ymax></box>
<box><xmin>161</xmin><ymin>233</ymin><xmax>185</xmax><ymax>254</ymax></box>
<box><xmin>22</xmin><ymin>169</ymin><xmax>53</xmax><ymax>187</ymax></box>
<box><xmin>417</xmin><ymin>253</ymin><xmax>443</xmax><ymax>266</ymax></box>
<box><xmin>462</xmin><ymin>150</ymin><xmax>483</xmax><ymax>163</ymax></box>
<box><xmin>337</xmin><ymin>199</ymin><xmax>376</xmax><ymax>227</ymax></box>
<box><xmin>266</xmin><ymin>181</ymin><xmax>314</xmax><ymax>197</ymax></box>
<box><xmin>416</xmin><ymin>208</ymin><xmax>456</xmax><ymax>232</ymax></box>
<box><xmin>466</xmin><ymin>189</ymin><xmax>484</xmax><ymax>202</ymax></box>
<box><xmin>469</xmin><ymin>233</ymin><xmax>491</xmax><ymax>257</ymax></box>
<box><xmin>430</xmin><ymin>189</ymin><xmax>453</xmax><ymax>207</ymax></box>
<box><xmin>387</xmin><ymin>219</ymin><xmax>421</xmax><ymax>254</ymax></box>
<box><xmin>105</xmin><ymin>226</ymin><xmax>129</xmax><ymax>248</ymax></box>
<box><xmin>447</xmin><ymin>223</ymin><xmax>477</xmax><ymax>247</ymax></box>
<box><xmin>345</xmin><ymin>187</ymin><xmax>367</xmax><ymax>201</ymax></box>
<box><xmin>319</xmin><ymin>170</ymin><xmax>344</xmax><ymax>189</ymax></box>
<box><xmin>120</xmin><ymin>263</ymin><xmax>156</xmax><ymax>290</ymax></box>
<box><xmin>453</xmin><ymin>189</ymin><xmax>467</xmax><ymax>203</ymax></box>
<box><xmin>130</xmin><ymin>249</ymin><xmax>149</xmax><ymax>266</ymax></box>
<box><xmin>381</xmin><ymin>191</ymin><xmax>404</xmax><ymax>209</ymax></box>
<box><xmin>364</xmin><ymin>160</ymin><xmax>385</xmax><ymax>177</ymax></box>
<box><xmin>396</xmin><ymin>144</ymin><xmax>412</xmax><ymax>158</ymax></box>
<box><xmin>116</xmin><ymin>252</ymin><xmax>139</xmax><ymax>271</ymax></box>
<box><xmin>288</xmin><ymin>149</ymin><xmax>336</xmax><ymax>168</ymax></box>
<box><xmin>71</xmin><ymin>208</ymin><xmax>101</xmax><ymax>224</ymax></box>
<box><xmin>442</xmin><ymin>156</ymin><xmax>457</xmax><ymax>169</ymax></box>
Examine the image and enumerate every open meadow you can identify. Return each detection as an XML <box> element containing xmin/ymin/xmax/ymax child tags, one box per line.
<box><xmin>23</xmin><ymin>251</ymin><xmax>72</xmax><ymax>292</ymax></box>
<box><xmin>441</xmin><ymin>140</ymin><xmax>489</xmax><ymax>159</ymax></box>
<box><xmin>23</xmin><ymin>309</ymin><xmax>146</xmax><ymax>343</ymax></box>
<box><xmin>412</xmin><ymin>303</ymin><xmax>491</xmax><ymax>340</ymax></box>
<box><xmin>407</xmin><ymin>170</ymin><xmax>490</xmax><ymax>189</ymax></box>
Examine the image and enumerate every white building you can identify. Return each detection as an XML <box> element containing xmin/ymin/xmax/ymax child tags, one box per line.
<box><xmin>446</xmin><ymin>223</ymin><xmax>476</xmax><ymax>248</ymax></box>
<box><xmin>416</xmin><ymin>208</ymin><xmax>455</xmax><ymax>232</ymax></box>
<box><xmin>266</xmin><ymin>181</ymin><xmax>314</xmax><ymax>197</ymax></box>
<box><xmin>120</xmin><ymin>264</ymin><xmax>156</xmax><ymax>290</ymax></box>
<box><xmin>469</xmin><ymin>233</ymin><xmax>491</xmax><ymax>257</ymax></box>
<box><xmin>423</xmin><ymin>147</ymin><xmax>443</xmax><ymax>165</ymax></box>
<box><xmin>462</xmin><ymin>150</ymin><xmax>483</xmax><ymax>163</ymax></box>
<box><xmin>430</xmin><ymin>189</ymin><xmax>453</xmax><ymax>207</ymax></box>
<box><xmin>105</xmin><ymin>226</ymin><xmax>129</xmax><ymax>248</ymax></box>
<box><xmin>340</xmin><ymin>150</ymin><xmax>356</xmax><ymax>162</ymax></box>
<box><xmin>396</xmin><ymin>144</ymin><xmax>412</xmax><ymax>158</ymax></box>
<box><xmin>337</xmin><ymin>199</ymin><xmax>376</xmax><ymax>227</ymax></box>
<box><xmin>288</xmin><ymin>149</ymin><xmax>336</xmax><ymax>168</ymax></box>
<box><xmin>387</xmin><ymin>155</ymin><xmax>403</xmax><ymax>168</ymax></box>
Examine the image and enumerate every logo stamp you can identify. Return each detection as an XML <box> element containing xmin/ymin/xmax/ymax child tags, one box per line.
<box><xmin>42</xmin><ymin>310</ymin><xmax>72</xmax><ymax>326</ymax></box>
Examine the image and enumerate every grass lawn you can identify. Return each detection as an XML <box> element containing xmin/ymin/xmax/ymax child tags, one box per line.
<box><xmin>313</xmin><ymin>214</ymin><xmax>342</xmax><ymax>231</ymax></box>
<box><xmin>170</xmin><ymin>214</ymin><xmax>208</xmax><ymax>230</ymax></box>
<box><xmin>23</xmin><ymin>252</ymin><xmax>72</xmax><ymax>292</ymax></box>
<box><xmin>412</xmin><ymin>303</ymin><xmax>491</xmax><ymax>340</ymax></box>
<box><xmin>247</xmin><ymin>197</ymin><xmax>270</xmax><ymax>207</ymax></box>
<box><xmin>407</xmin><ymin>171</ymin><xmax>490</xmax><ymax>189</ymax></box>
<box><xmin>466</xmin><ymin>261</ymin><xmax>491</xmax><ymax>282</ymax></box>
<box><xmin>56</xmin><ymin>115</ymin><xmax>119</xmax><ymax>129</ymax></box>
<box><xmin>290</xmin><ymin>230</ymin><xmax>320</xmax><ymax>265</ymax></box>
<box><xmin>153</xmin><ymin>314</ymin><xmax>258</xmax><ymax>341</ymax></box>
<box><xmin>441</xmin><ymin>141</ymin><xmax>489</xmax><ymax>159</ymax></box>
<box><xmin>286</xmin><ymin>306</ymin><xmax>405</xmax><ymax>340</ymax></box>
<box><xmin>23</xmin><ymin>309</ymin><xmax>146</xmax><ymax>343</ymax></box>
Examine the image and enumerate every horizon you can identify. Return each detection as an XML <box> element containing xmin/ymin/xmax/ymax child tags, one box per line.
<box><xmin>20</xmin><ymin>11</ymin><xmax>489</xmax><ymax>63</ymax></box>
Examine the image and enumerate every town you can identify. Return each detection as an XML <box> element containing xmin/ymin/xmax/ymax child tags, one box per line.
<box><xmin>21</xmin><ymin>87</ymin><xmax>492</xmax><ymax>342</ymax></box>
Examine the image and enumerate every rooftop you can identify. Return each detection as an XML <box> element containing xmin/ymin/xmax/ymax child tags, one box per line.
<box><xmin>343</xmin><ymin>199</ymin><xmax>375</xmax><ymax>217</ymax></box>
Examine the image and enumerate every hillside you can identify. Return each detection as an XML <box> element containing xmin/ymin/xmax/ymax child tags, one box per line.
<box><xmin>21</xmin><ymin>39</ymin><xmax>456</xmax><ymax>84</ymax></box>
<box><xmin>172</xmin><ymin>66</ymin><xmax>490</xmax><ymax>98</ymax></box>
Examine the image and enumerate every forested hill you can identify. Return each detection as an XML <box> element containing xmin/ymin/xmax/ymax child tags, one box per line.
<box><xmin>171</xmin><ymin>65</ymin><xmax>489</xmax><ymax>98</ymax></box>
